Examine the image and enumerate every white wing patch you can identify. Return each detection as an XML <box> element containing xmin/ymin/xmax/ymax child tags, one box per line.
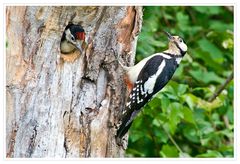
<box><xmin>143</xmin><ymin>60</ymin><xmax>166</xmax><ymax>94</ymax></box>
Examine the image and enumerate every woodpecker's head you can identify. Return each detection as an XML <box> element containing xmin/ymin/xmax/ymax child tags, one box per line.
<box><xmin>60</xmin><ymin>24</ymin><xmax>85</xmax><ymax>54</ymax></box>
<box><xmin>164</xmin><ymin>31</ymin><xmax>187</xmax><ymax>56</ymax></box>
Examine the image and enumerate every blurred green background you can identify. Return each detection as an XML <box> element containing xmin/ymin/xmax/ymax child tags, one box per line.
<box><xmin>126</xmin><ymin>6</ymin><xmax>233</xmax><ymax>157</ymax></box>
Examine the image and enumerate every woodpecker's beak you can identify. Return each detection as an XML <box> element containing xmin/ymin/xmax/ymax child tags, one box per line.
<box><xmin>163</xmin><ymin>31</ymin><xmax>173</xmax><ymax>40</ymax></box>
<box><xmin>75</xmin><ymin>41</ymin><xmax>83</xmax><ymax>53</ymax></box>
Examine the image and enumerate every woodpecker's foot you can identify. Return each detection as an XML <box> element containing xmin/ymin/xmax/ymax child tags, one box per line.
<box><xmin>116</xmin><ymin>136</ymin><xmax>128</xmax><ymax>149</ymax></box>
<box><xmin>113</xmin><ymin>122</ymin><xmax>119</xmax><ymax>130</ymax></box>
<box><xmin>116</xmin><ymin>136</ymin><xmax>122</xmax><ymax>146</ymax></box>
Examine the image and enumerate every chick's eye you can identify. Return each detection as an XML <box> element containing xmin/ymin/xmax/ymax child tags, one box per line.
<box><xmin>179</xmin><ymin>38</ymin><xmax>183</xmax><ymax>42</ymax></box>
<box><xmin>71</xmin><ymin>36</ymin><xmax>75</xmax><ymax>41</ymax></box>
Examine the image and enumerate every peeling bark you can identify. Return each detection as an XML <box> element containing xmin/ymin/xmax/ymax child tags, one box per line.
<box><xmin>6</xmin><ymin>6</ymin><xmax>142</xmax><ymax>158</ymax></box>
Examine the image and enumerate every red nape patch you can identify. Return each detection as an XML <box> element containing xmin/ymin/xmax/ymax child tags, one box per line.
<box><xmin>76</xmin><ymin>32</ymin><xmax>85</xmax><ymax>40</ymax></box>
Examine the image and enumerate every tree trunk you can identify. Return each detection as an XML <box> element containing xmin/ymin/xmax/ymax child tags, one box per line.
<box><xmin>6</xmin><ymin>6</ymin><xmax>142</xmax><ymax>158</ymax></box>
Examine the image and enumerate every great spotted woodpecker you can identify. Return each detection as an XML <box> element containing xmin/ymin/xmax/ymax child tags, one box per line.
<box><xmin>60</xmin><ymin>24</ymin><xmax>85</xmax><ymax>54</ymax></box>
<box><xmin>116</xmin><ymin>31</ymin><xmax>188</xmax><ymax>143</ymax></box>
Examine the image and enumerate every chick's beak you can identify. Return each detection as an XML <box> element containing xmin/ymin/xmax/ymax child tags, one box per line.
<box><xmin>75</xmin><ymin>41</ymin><xmax>83</xmax><ymax>53</ymax></box>
<box><xmin>163</xmin><ymin>31</ymin><xmax>173</xmax><ymax>40</ymax></box>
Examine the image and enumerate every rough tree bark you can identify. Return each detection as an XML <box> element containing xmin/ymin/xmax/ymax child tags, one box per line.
<box><xmin>6</xmin><ymin>6</ymin><xmax>142</xmax><ymax>158</ymax></box>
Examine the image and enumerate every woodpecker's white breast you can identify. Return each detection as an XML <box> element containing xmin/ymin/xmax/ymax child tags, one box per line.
<box><xmin>126</xmin><ymin>55</ymin><xmax>152</xmax><ymax>85</ymax></box>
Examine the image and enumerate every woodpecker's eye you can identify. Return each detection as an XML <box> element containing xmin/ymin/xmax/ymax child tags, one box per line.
<box><xmin>179</xmin><ymin>38</ymin><xmax>183</xmax><ymax>42</ymax></box>
<box><xmin>71</xmin><ymin>36</ymin><xmax>75</xmax><ymax>41</ymax></box>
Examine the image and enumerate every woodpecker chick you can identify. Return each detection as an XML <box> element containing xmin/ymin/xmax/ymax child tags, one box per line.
<box><xmin>60</xmin><ymin>24</ymin><xmax>85</xmax><ymax>54</ymax></box>
<box><xmin>116</xmin><ymin>31</ymin><xmax>188</xmax><ymax>144</ymax></box>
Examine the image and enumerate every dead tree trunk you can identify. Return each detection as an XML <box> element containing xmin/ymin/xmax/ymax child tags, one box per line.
<box><xmin>6</xmin><ymin>6</ymin><xmax>142</xmax><ymax>158</ymax></box>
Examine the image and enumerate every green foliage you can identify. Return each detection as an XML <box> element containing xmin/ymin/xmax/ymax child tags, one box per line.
<box><xmin>126</xmin><ymin>6</ymin><xmax>233</xmax><ymax>158</ymax></box>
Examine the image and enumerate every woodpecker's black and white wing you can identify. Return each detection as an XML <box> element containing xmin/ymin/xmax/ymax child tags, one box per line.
<box><xmin>116</xmin><ymin>54</ymin><xmax>179</xmax><ymax>140</ymax></box>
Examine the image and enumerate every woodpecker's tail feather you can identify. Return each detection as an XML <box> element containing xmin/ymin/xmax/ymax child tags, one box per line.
<box><xmin>116</xmin><ymin>120</ymin><xmax>133</xmax><ymax>141</ymax></box>
<box><xmin>116</xmin><ymin>108</ymin><xmax>140</xmax><ymax>141</ymax></box>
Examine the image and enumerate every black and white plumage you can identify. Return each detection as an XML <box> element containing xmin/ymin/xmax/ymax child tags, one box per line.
<box><xmin>60</xmin><ymin>24</ymin><xmax>85</xmax><ymax>54</ymax></box>
<box><xmin>116</xmin><ymin>31</ymin><xmax>188</xmax><ymax>142</ymax></box>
